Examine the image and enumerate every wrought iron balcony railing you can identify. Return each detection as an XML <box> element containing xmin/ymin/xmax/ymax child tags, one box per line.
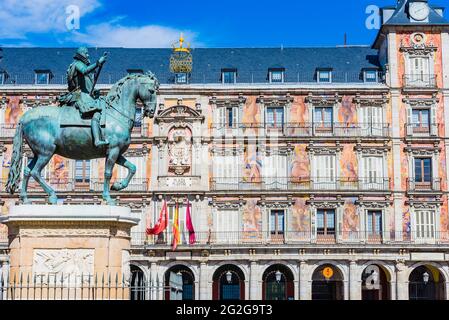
<box><xmin>211</xmin><ymin>122</ymin><xmax>391</xmax><ymax>138</ymax></box>
<box><xmin>407</xmin><ymin>178</ymin><xmax>442</xmax><ymax>192</ymax></box>
<box><xmin>405</xmin><ymin>123</ymin><xmax>439</xmax><ymax>137</ymax></box>
<box><xmin>403</xmin><ymin>74</ymin><xmax>437</xmax><ymax>88</ymax></box>
<box><xmin>0</xmin><ymin>178</ymin><xmax>149</xmax><ymax>193</ymax></box>
<box><xmin>210</xmin><ymin>177</ymin><xmax>391</xmax><ymax>191</ymax></box>
<box><xmin>130</xmin><ymin>230</ymin><xmax>449</xmax><ymax>247</ymax></box>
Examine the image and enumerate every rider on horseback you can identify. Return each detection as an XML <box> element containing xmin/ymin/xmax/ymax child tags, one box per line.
<box><xmin>59</xmin><ymin>47</ymin><xmax>109</xmax><ymax>147</ymax></box>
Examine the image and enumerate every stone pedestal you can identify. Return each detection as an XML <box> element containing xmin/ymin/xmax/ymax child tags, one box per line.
<box><xmin>0</xmin><ymin>205</ymin><xmax>139</xmax><ymax>300</ymax></box>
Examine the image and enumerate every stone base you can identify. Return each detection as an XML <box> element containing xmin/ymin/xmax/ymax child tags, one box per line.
<box><xmin>0</xmin><ymin>205</ymin><xmax>139</xmax><ymax>296</ymax></box>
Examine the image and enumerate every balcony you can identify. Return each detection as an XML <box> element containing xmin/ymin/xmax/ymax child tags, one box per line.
<box><xmin>210</xmin><ymin>177</ymin><xmax>390</xmax><ymax>192</ymax></box>
<box><xmin>407</xmin><ymin>178</ymin><xmax>442</xmax><ymax>193</ymax></box>
<box><xmin>211</xmin><ymin>122</ymin><xmax>391</xmax><ymax>138</ymax></box>
<box><xmin>130</xmin><ymin>230</ymin><xmax>449</xmax><ymax>248</ymax></box>
<box><xmin>0</xmin><ymin>178</ymin><xmax>149</xmax><ymax>193</ymax></box>
<box><xmin>403</xmin><ymin>74</ymin><xmax>437</xmax><ymax>89</ymax></box>
<box><xmin>0</xmin><ymin>124</ymin><xmax>16</xmax><ymax>138</ymax></box>
<box><xmin>405</xmin><ymin>123</ymin><xmax>439</xmax><ymax>137</ymax></box>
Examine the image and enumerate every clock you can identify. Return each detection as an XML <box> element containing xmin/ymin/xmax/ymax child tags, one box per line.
<box><xmin>409</xmin><ymin>1</ymin><xmax>430</xmax><ymax>21</ymax></box>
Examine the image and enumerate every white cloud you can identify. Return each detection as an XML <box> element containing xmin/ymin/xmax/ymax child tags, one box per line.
<box><xmin>72</xmin><ymin>22</ymin><xmax>200</xmax><ymax>48</ymax></box>
<box><xmin>0</xmin><ymin>0</ymin><xmax>101</xmax><ymax>39</ymax></box>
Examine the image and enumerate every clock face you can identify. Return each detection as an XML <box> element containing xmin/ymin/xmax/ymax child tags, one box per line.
<box><xmin>410</xmin><ymin>2</ymin><xmax>430</xmax><ymax>21</ymax></box>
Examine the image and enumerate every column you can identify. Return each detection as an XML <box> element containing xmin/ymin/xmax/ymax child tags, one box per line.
<box><xmin>0</xmin><ymin>261</ymin><xmax>3</xmax><ymax>301</ymax></box>
<box><xmin>249</xmin><ymin>261</ymin><xmax>260</xmax><ymax>300</ymax></box>
<box><xmin>149</xmin><ymin>262</ymin><xmax>157</xmax><ymax>300</ymax></box>
<box><xmin>396</xmin><ymin>262</ymin><xmax>409</xmax><ymax>300</ymax></box>
<box><xmin>349</xmin><ymin>261</ymin><xmax>361</xmax><ymax>300</ymax></box>
<box><xmin>199</xmin><ymin>261</ymin><xmax>209</xmax><ymax>300</ymax></box>
<box><xmin>299</xmin><ymin>261</ymin><xmax>310</xmax><ymax>300</ymax></box>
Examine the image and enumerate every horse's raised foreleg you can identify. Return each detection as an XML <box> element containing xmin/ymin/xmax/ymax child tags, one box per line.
<box><xmin>30</xmin><ymin>154</ymin><xmax>57</xmax><ymax>204</ymax></box>
<box><xmin>103</xmin><ymin>147</ymin><xmax>120</xmax><ymax>205</ymax></box>
<box><xmin>20</xmin><ymin>157</ymin><xmax>37</xmax><ymax>204</ymax></box>
<box><xmin>111</xmin><ymin>155</ymin><xmax>136</xmax><ymax>191</ymax></box>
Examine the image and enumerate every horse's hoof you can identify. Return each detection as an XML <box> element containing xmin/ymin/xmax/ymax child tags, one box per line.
<box><xmin>48</xmin><ymin>195</ymin><xmax>58</xmax><ymax>205</ymax></box>
<box><xmin>21</xmin><ymin>198</ymin><xmax>32</xmax><ymax>205</ymax></box>
<box><xmin>103</xmin><ymin>196</ymin><xmax>116</xmax><ymax>206</ymax></box>
<box><xmin>111</xmin><ymin>182</ymin><xmax>123</xmax><ymax>191</ymax></box>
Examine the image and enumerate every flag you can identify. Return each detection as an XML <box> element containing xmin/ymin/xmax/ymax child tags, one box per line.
<box><xmin>186</xmin><ymin>200</ymin><xmax>196</xmax><ymax>245</ymax></box>
<box><xmin>172</xmin><ymin>203</ymin><xmax>181</xmax><ymax>251</ymax></box>
<box><xmin>146</xmin><ymin>201</ymin><xmax>168</xmax><ymax>235</ymax></box>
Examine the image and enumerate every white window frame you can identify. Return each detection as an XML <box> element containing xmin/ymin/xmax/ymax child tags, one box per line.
<box><xmin>360</xmin><ymin>155</ymin><xmax>385</xmax><ymax>190</ymax></box>
<box><xmin>262</xmin><ymin>152</ymin><xmax>287</xmax><ymax>190</ymax></box>
<box><xmin>312</xmin><ymin>154</ymin><xmax>337</xmax><ymax>190</ymax></box>
<box><xmin>363</xmin><ymin>70</ymin><xmax>378</xmax><ymax>83</ymax></box>
<box><xmin>317</xmin><ymin>70</ymin><xmax>332</xmax><ymax>83</ymax></box>
<box><xmin>411</xmin><ymin>208</ymin><xmax>437</xmax><ymax>244</ymax></box>
<box><xmin>221</xmin><ymin>70</ymin><xmax>237</xmax><ymax>84</ymax></box>
<box><xmin>269</xmin><ymin>69</ymin><xmax>285</xmax><ymax>83</ymax></box>
<box><xmin>404</xmin><ymin>53</ymin><xmax>435</xmax><ymax>87</ymax></box>
<box><xmin>358</xmin><ymin>106</ymin><xmax>384</xmax><ymax>136</ymax></box>
<box><xmin>35</xmin><ymin>72</ymin><xmax>50</xmax><ymax>85</ymax></box>
<box><xmin>214</xmin><ymin>208</ymin><xmax>240</xmax><ymax>244</ymax></box>
<box><xmin>213</xmin><ymin>154</ymin><xmax>240</xmax><ymax>190</ymax></box>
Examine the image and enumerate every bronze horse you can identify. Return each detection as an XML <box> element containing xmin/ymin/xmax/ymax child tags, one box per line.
<box><xmin>5</xmin><ymin>72</ymin><xmax>159</xmax><ymax>205</ymax></box>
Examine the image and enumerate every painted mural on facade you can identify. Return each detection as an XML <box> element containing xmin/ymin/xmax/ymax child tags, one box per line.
<box><xmin>242</xmin><ymin>199</ymin><xmax>262</xmax><ymax>240</ymax></box>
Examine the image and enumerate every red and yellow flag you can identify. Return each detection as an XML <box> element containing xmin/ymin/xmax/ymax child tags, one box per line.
<box><xmin>172</xmin><ymin>203</ymin><xmax>181</xmax><ymax>250</ymax></box>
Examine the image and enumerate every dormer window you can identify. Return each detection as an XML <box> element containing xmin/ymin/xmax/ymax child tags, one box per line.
<box><xmin>364</xmin><ymin>69</ymin><xmax>379</xmax><ymax>83</ymax></box>
<box><xmin>221</xmin><ymin>69</ymin><xmax>237</xmax><ymax>84</ymax></box>
<box><xmin>35</xmin><ymin>70</ymin><xmax>51</xmax><ymax>85</ymax></box>
<box><xmin>268</xmin><ymin>68</ymin><xmax>285</xmax><ymax>83</ymax></box>
<box><xmin>127</xmin><ymin>69</ymin><xmax>144</xmax><ymax>75</ymax></box>
<box><xmin>317</xmin><ymin>69</ymin><xmax>332</xmax><ymax>83</ymax></box>
<box><xmin>175</xmin><ymin>72</ymin><xmax>188</xmax><ymax>84</ymax></box>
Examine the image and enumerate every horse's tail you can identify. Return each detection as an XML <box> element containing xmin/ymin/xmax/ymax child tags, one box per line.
<box><xmin>5</xmin><ymin>122</ymin><xmax>24</xmax><ymax>194</ymax></box>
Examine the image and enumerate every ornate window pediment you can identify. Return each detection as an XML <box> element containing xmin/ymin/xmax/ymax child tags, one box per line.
<box><xmin>355</xmin><ymin>142</ymin><xmax>390</xmax><ymax>155</ymax></box>
<box><xmin>210</xmin><ymin>198</ymin><xmax>246</xmax><ymax>210</ymax></box>
<box><xmin>155</xmin><ymin>104</ymin><xmax>203</xmax><ymax>123</ymax></box>
<box><xmin>306</xmin><ymin>142</ymin><xmax>343</xmax><ymax>155</ymax></box>
<box><xmin>403</xmin><ymin>94</ymin><xmax>439</xmax><ymax>107</ymax></box>
<box><xmin>210</xmin><ymin>95</ymin><xmax>246</xmax><ymax>107</ymax></box>
<box><xmin>406</xmin><ymin>196</ymin><xmax>442</xmax><ymax>209</ymax></box>
<box><xmin>400</xmin><ymin>35</ymin><xmax>437</xmax><ymax>56</ymax></box>
<box><xmin>305</xmin><ymin>93</ymin><xmax>341</xmax><ymax>106</ymax></box>
<box><xmin>404</xmin><ymin>143</ymin><xmax>440</xmax><ymax>155</ymax></box>
<box><xmin>353</xmin><ymin>94</ymin><xmax>389</xmax><ymax>106</ymax></box>
<box><xmin>257</xmin><ymin>199</ymin><xmax>293</xmax><ymax>208</ymax></box>
<box><xmin>307</xmin><ymin>196</ymin><xmax>344</xmax><ymax>208</ymax></box>
<box><xmin>257</xmin><ymin>94</ymin><xmax>293</xmax><ymax>105</ymax></box>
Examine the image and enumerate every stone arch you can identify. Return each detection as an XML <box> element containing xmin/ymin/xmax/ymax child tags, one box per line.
<box><xmin>164</xmin><ymin>264</ymin><xmax>196</xmax><ymax>300</ymax></box>
<box><xmin>262</xmin><ymin>263</ymin><xmax>295</xmax><ymax>300</ymax></box>
<box><xmin>310</xmin><ymin>262</ymin><xmax>345</xmax><ymax>300</ymax></box>
<box><xmin>310</xmin><ymin>261</ymin><xmax>347</xmax><ymax>282</ymax></box>
<box><xmin>210</xmin><ymin>260</ymin><xmax>250</xmax><ymax>283</ymax></box>
<box><xmin>212</xmin><ymin>264</ymin><xmax>246</xmax><ymax>300</ymax></box>
<box><xmin>359</xmin><ymin>261</ymin><xmax>393</xmax><ymax>300</ymax></box>
<box><xmin>260</xmin><ymin>261</ymin><xmax>298</xmax><ymax>282</ymax></box>
<box><xmin>408</xmin><ymin>262</ymin><xmax>447</xmax><ymax>300</ymax></box>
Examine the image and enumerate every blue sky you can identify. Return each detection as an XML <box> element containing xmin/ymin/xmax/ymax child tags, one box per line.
<box><xmin>0</xmin><ymin>0</ymin><xmax>442</xmax><ymax>48</ymax></box>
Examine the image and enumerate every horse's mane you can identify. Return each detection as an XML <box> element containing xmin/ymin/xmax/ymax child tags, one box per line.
<box><xmin>106</xmin><ymin>72</ymin><xmax>159</xmax><ymax>104</ymax></box>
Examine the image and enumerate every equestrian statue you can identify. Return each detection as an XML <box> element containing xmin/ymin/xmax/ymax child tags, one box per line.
<box><xmin>5</xmin><ymin>47</ymin><xmax>159</xmax><ymax>205</ymax></box>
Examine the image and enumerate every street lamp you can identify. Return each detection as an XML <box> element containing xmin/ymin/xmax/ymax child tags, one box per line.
<box><xmin>423</xmin><ymin>271</ymin><xmax>430</xmax><ymax>285</ymax></box>
<box><xmin>275</xmin><ymin>270</ymin><xmax>282</xmax><ymax>283</ymax></box>
<box><xmin>226</xmin><ymin>271</ymin><xmax>233</xmax><ymax>283</ymax></box>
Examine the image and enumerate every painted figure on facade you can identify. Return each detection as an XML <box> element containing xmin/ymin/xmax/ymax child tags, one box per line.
<box><xmin>59</xmin><ymin>47</ymin><xmax>109</xmax><ymax>147</ymax></box>
<box><xmin>5</xmin><ymin>48</ymin><xmax>159</xmax><ymax>205</ymax></box>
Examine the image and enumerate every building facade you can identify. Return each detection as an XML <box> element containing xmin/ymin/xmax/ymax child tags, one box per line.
<box><xmin>1</xmin><ymin>0</ymin><xmax>449</xmax><ymax>300</ymax></box>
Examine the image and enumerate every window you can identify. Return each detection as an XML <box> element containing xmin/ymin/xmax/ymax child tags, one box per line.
<box><xmin>414</xmin><ymin>158</ymin><xmax>432</xmax><ymax>184</ymax></box>
<box><xmin>35</xmin><ymin>71</ymin><xmax>50</xmax><ymax>85</ymax></box>
<box><xmin>362</xmin><ymin>156</ymin><xmax>384</xmax><ymax>189</ymax></box>
<box><xmin>412</xmin><ymin>109</ymin><xmax>430</xmax><ymax>132</ymax></box>
<box><xmin>317</xmin><ymin>69</ymin><xmax>332</xmax><ymax>83</ymax></box>
<box><xmin>367</xmin><ymin>210</ymin><xmax>382</xmax><ymax>237</ymax></box>
<box><xmin>314</xmin><ymin>155</ymin><xmax>336</xmax><ymax>189</ymax></box>
<box><xmin>175</xmin><ymin>73</ymin><xmax>188</xmax><ymax>84</ymax></box>
<box><xmin>316</xmin><ymin>209</ymin><xmax>335</xmax><ymax>236</ymax></box>
<box><xmin>269</xmin><ymin>69</ymin><xmax>284</xmax><ymax>83</ymax></box>
<box><xmin>266</xmin><ymin>107</ymin><xmax>284</xmax><ymax>129</ymax></box>
<box><xmin>364</xmin><ymin>70</ymin><xmax>378</xmax><ymax>83</ymax></box>
<box><xmin>213</xmin><ymin>155</ymin><xmax>239</xmax><ymax>189</ymax></box>
<box><xmin>215</xmin><ymin>210</ymin><xmax>239</xmax><ymax>243</ymax></box>
<box><xmin>134</xmin><ymin>107</ymin><xmax>142</xmax><ymax>128</ymax></box>
<box><xmin>415</xmin><ymin>210</ymin><xmax>435</xmax><ymax>241</ymax></box>
<box><xmin>408</xmin><ymin>57</ymin><xmax>431</xmax><ymax>86</ymax></box>
<box><xmin>75</xmin><ymin>160</ymin><xmax>90</xmax><ymax>183</ymax></box>
<box><xmin>127</xmin><ymin>69</ymin><xmax>144</xmax><ymax>75</ymax></box>
<box><xmin>263</xmin><ymin>153</ymin><xmax>287</xmax><ymax>189</ymax></box>
<box><xmin>313</xmin><ymin>107</ymin><xmax>333</xmax><ymax>132</ymax></box>
<box><xmin>359</xmin><ymin>106</ymin><xmax>383</xmax><ymax>136</ymax></box>
<box><xmin>270</xmin><ymin>210</ymin><xmax>285</xmax><ymax>237</ymax></box>
<box><xmin>222</xmin><ymin>69</ymin><xmax>237</xmax><ymax>84</ymax></box>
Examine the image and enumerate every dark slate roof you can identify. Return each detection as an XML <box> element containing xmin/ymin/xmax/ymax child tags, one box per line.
<box><xmin>0</xmin><ymin>47</ymin><xmax>381</xmax><ymax>85</ymax></box>
<box><xmin>385</xmin><ymin>0</ymin><xmax>449</xmax><ymax>25</ymax></box>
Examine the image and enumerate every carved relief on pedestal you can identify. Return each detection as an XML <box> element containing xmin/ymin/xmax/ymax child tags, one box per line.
<box><xmin>168</xmin><ymin>126</ymin><xmax>192</xmax><ymax>175</ymax></box>
<box><xmin>33</xmin><ymin>249</ymin><xmax>94</xmax><ymax>285</ymax></box>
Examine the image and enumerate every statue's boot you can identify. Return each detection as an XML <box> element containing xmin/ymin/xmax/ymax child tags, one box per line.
<box><xmin>92</xmin><ymin>112</ymin><xmax>109</xmax><ymax>147</ymax></box>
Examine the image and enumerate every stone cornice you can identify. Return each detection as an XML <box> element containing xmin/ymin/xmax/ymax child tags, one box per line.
<box><xmin>353</xmin><ymin>93</ymin><xmax>389</xmax><ymax>106</ymax></box>
<box><xmin>209</xmin><ymin>94</ymin><xmax>246</xmax><ymax>107</ymax></box>
<box><xmin>403</xmin><ymin>93</ymin><xmax>439</xmax><ymax>107</ymax></box>
<box><xmin>305</xmin><ymin>93</ymin><xmax>342</xmax><ymax>105</ymax></box>
<box><xmin>256</xmin><ymin>93</ymin><xmax>294</xmax><ymax>105</ymax></box>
